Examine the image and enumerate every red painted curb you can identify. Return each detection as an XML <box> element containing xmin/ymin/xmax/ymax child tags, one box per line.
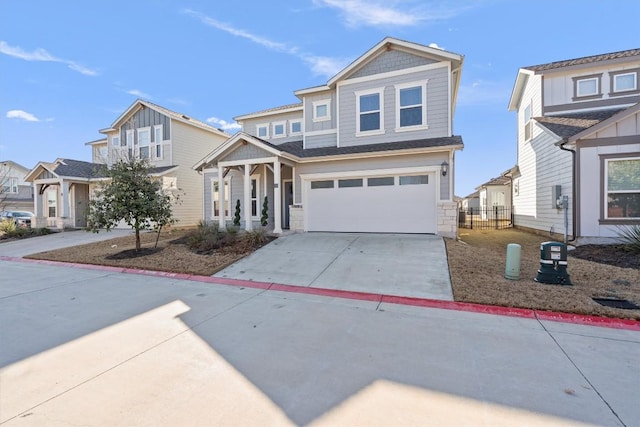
<box><xmin>3</xmin><ymin>256</ymin><xmax>639</xmax><ymax>331</ymax></box>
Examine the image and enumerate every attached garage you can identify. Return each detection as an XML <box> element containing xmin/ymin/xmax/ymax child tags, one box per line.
<box><xmin>304</xmin><ymin>171</ymin><xmax>437</xmax><ymax>233</ymax></box>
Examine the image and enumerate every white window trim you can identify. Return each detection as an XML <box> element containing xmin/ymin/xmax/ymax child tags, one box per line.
<box><xmin>576</xmin><ymin>77</ymin><xmax>599</xmax><ymax>97</ymax></box>
<box><xmin>126</xmin><ymin>129</ymin><xmax>134</xmax><ymax>147</ymax></box>
<box><xmin>289</xmin><ymin>120</ymin><xmax>303</xmax><ymax>135</ymax></box>
<box><xmin>312</xmin><ymin>100</ymin><xmax>331</xmax><ymax>122</ymax></box>
<box><xmin>3</xmin><ymin>177</ymin><xmax>19</xmax><ymax>194</ymax></box>
<box><xmin>152</xmin><ymin>125</ymin><xmax>164</xmax><ymax>160</ymax></box>
<box><xmin>256</xmin><ymin>123</ymin><xmax>270</xmax><ymax>139</ymax></box>
<box><xmin>394</xmin><ymin>81</ymin><xmax>428</xmax><ymax>132</ymax></box>
<box><xmin>355</xmin><ymin>87</ymin><xmax>385</xmax><ymax>137</ymax></box>
<box><xmin>251</xmin><ymin>175</ymin><xmax>261</xmax><ymax>219</ymax></box>
<box><xmin>211</xmin><ymin>178</ymin><xmax>232</xmax><ymax>219</ymax></box>
<box><xmin>613</xmin><ymin>72</ymin><xmax>637</xmax><ymax>93</ymax></box>
<box><xmin>112</xmin><ymin>135</ymin><xmax>121</xmax><ymax>147</ymax></box>
<box><xmin>272</xmin><ymin>121</ymin><xmax>287</xmax><ymax>139</ymax></box>
<box><xmin>604</xmin><ymin>157</ymin><xmax>640</xmax><ymax>220</ymax></box>
<box><xmin>137</xmin><ymin>127</ymin><xmax>151</xmax><ymax>159</ymax></box>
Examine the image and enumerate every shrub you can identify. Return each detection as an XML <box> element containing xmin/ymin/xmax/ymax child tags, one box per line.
<box><xmin>0</xmin><ymin>219</ymin><xmax>18</xmax><ymax>234</ymax></box>
<box><xmin>616</xmin><ymin>225</ymin><xmax>640</xmax><ymax>254</ymax></box>
<box><xmin>186</xmin><ymin>220</ymin><xmax>236</xmax><ymax>253</ymax></box>
<box><xmin>261</xmin><ymin>196</ymin><xmax>268</xmax><ymax>226</ymax></box>
<box><xmin>233</xmin><ymin>200</ymin><xmax>241</xmax><ymax>226</ymax></box>
<box><xmin>242</xmin><ymin>228</ymin><xmax>268</xmax><ymax>248</ymax></box>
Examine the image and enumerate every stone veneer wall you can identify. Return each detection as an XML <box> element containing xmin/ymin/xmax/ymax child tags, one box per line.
<box><xmin>437</xmin><ymin>201</ymin><xmax>458</xmax><ymax>239</ymax></box>
<box><xmin>289</xmin><ymin>205</ymin><xmax>304</xmax><ymax>231</ymax></box>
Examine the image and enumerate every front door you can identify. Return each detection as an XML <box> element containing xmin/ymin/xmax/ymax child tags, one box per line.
<box><xmin>283</xmin><ymin>180</ymin><xmax>293</xmax><ymax>229</ymax></box>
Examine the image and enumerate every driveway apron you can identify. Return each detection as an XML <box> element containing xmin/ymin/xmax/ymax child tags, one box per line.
<box><xmin>215</xmin><ymin>232</ymin><xmax>454</xmax><ymax>300</ymax></box>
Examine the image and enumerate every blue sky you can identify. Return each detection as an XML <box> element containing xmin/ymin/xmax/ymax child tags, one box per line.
<box><xmin>1</xmin><ymin>0</ymin><xmax>639</xmax><ymax>197</ymax></box>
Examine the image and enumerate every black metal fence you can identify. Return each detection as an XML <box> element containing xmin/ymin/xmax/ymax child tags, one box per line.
<box><xmin>458</xmin><ymin>206</ymin><xmax>513</xmax><ymax>230</ymax></box>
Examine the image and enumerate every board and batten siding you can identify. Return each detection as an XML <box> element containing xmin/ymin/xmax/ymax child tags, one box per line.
<box><xmin>241</xmin><ymin>110</ymin><xmax>304</xmax><ymax>145</ymax></box>
<box><xmin>171</xmin><ymin>121</ymin><xmax>227</xmax><ymax>226</ymax></box>
<box><xmin>337</xmin><ymin>65</ymin><xmax>450</xmax><ymax>148</ymax></box>
<box><xmin>293</xmin><ymin>152</ymin><xmax>450</xmax><ymax>204</ymax></box>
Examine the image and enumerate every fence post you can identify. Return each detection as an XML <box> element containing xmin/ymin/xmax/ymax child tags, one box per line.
<box><xmin>494</xmin><ymin>206</ymin><xmax>499</xmax><ymax>229</ymax></box>
<box><xmin>470</xmin><ymin>207</ymin><xmax>473</xmax><ymax>229</ymax></box>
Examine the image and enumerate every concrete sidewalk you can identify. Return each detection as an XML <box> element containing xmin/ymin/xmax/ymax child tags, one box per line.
<box><xmin>0</xmin><ymin>228</ymin><xmax>133</xmax><ymax>258</ymax></box>
<box><xmin>215</xmin><ymin>232</ymin><xmax>454</xmax><ymax>300</ymax></box>
<box><xmin>1</xmin><ymin>260</ymin><xmax>638</xmax><ymax>426</ymax></box>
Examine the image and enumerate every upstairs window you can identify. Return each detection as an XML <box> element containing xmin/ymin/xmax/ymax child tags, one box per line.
<box><xmin>153</xmin><ymin>125</ymin><xmax>163</xmax><ymax>159</ymax></box>
<box><xmin>610</xmin><ymin>69</ymin><xmax>639</xmax><ymax>96</ymax></box>
<box><xmin>395</xmin><ymin>81</ymin><xmax>427</xmax><ymax>131</ymax></box>
<box><xmin>273</xmin><ymin>121</ymin><xmax>286</xmax><ymax>138</ymax></box>
<box><xmin>2</xmin><ymin>177</ymin><xmax>18</xmax><ymax>194</ymax></box>
<box><xmin>573</xmin><ymin>74</ymin><xmax>602</xmax><ymax>100</ymax></box>
<box><xmin>356</xmin><ymin>88</ymin><xmax>384</xmax><ymax>135</ymax></box>
<box><xmin>312</xmin><ymin>100</ymin><xmax>331</xmax><ymax>122</ymax></box>
<box><xmin>113</xmin><ymin>135</ymin><xmax>121</xmax><ymax>147</ymax></box>
<box><xmin>257</xmin><ymin>124</ymin><xmax>269</xmax><ymax>139</ymax></box>
<box><xmin>606</xmin><ymin>158</ymin><xmax>640</xmax><ymax>219</ymax></box>
<box><xmin>137</xmin><ymin>128</ymin><xmax>151</xmax><ymax>159</ymax></box>
<box><xmin>290</xmin><ymin>120</ymin><xmax>302</xmax><ymax>135</ymax></box>
<box><xmin>523</xmin><ymin>103</ymin><xmax>532</xmax><ymax>141</ymax></box>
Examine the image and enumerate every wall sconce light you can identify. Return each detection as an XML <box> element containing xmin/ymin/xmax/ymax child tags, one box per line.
<box><xmin>441</xmin><ymin>161</ymin><xmax>449</xmax><ymax>177</ymax></box>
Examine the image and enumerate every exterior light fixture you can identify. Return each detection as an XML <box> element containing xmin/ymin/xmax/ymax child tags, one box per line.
<box><xmin>441</xmin><ymin>161</ymin><xmax>449</xmax><ymax>176</ymax></box>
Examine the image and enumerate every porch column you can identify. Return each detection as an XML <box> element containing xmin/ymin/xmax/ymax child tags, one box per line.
<box><xmin>244</xmin><ymin>163</ymin><xmax>253</xmax><ymax>231</ymax></box>
<box><xmin>217</xmin><ymin>163</ymin><xmax>225</xmax><ymax>230</ymax></box>
<box><xmin>273</xmin><ymin>159</ymin><xmax>282</xmax><ymax>234</ymax></box>
<box><xmin>34</xmin><ymin>184</ymin><xmax>43</xmax><ymax>225</ymax></box>
<box><xmin>61</xmin><ymin>181</ymin><xmax>70</xmax><ymax>219</ymax></box>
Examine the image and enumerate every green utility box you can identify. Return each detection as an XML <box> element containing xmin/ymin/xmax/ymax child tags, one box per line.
<box><xmin>535</xmin><ymin>242</ymin><xmax>572</xmax><ymax>285</ymax></box>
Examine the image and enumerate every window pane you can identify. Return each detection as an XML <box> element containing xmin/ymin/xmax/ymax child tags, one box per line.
<box><xmin>399</xmin><ymin>175</ymin><xmax>429</xmax><ymax>185</ymax></box>
<box><xmin>154</xmin><ymin>127</ymin><xmax>162</xmax><ymax>142</ymax></box>
<box><xmin>338</xmin><ymin>178</ymin><xmax>363</xmax><ymax>188</ymax></box>
<box><xmin>360</xmin><ymin>112</ymin><xmax>380</xmax><ymax>131</ymax></box>
<box><xmin>156</xmin><ymin>145</ymin><xmax>162</xmax><ymax>158</ymax></box>
<box><xmin>360</xmin><ymin>93</ymin><xmax>379</xmax><ymax>112</ymax></box>
<box><xmin>258</xmin><ymin>127</ymin><xmax>267</xmax><ymax>137</ymax></box>
<box><xmin>274</xmin><ymin>124</ymin><xmax>284</xmax><ymax>135</ymax></box>
<box><xmin>139</xmin><ymin>146</ymin><xmax>150</xmax><ymax>159</ymax></box>
<box><xmin>316</xmin><ymin>104</ymin><xmax>327</xmax><ymax>117</ymax></box>
<box><xmin>138</xmin><ymin>130</ymin><xmax>150</xmax><ymax>146</ymax></box>
<box><xmin>577</xmin><ymin>79</ymin><xmax>597</xmax><ymax>96</ymax></box>
<box><xmin>608</xmin><ymin>159</ymin><xmax>640</xmax><ymax>191</ymax></box>
<box><xmin>615</xmin><ymin>74</ymin><xmax>636</xmax><ymax>91</ymax></box>
<box><xmin>524</xmin><ymin>105</ymin><xmax>531</xmax><ymax>122</ymax></box>
<box><xmin>251</xmin><ymin>179</ymin><xmax>257</xmax><ymax>198</ymax></box>
<box><xmin>368</xmin><ymin>177</ymin><xmax>394</xmax><ymax>186</ymax></box>
<box><xmin>400</xmin><ymin>106</ymin><xmax>422</xmax><ymax>127</ymax></box>
<box><xmin>252</xmin><ymin>200</ymin><xmax>257</xmax><ymax>216</ymax></box>
<box><xmin>311</xmin><ymin>180</ymin><xmax>334</xmax><ymax>189</ymax></box>
<box><xmin>291</xmin><ymin>122</ymin><xmax>301</xmax><ymax>133</ymax></box>
<box><xmin>400</xmin><ymin>87</ymin><xmax>421</xmax><ymax>106</ymax></box>
<box><xmin>608</xmin><ymin>193</ymin><xmax>640</xmax><ymax>218</ymax></box>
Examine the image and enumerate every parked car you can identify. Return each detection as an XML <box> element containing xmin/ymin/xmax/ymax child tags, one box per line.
<box><xmin>0</xmin><ymin>211</ymin><xmax>33</xmax><ymax>228</ymax></box>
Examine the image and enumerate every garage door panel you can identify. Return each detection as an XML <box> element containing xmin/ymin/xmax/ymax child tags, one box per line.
<box><xmin>306</xmin><ymin>173</ymin><xmax>437</xmax><ymax>233</ymax></box>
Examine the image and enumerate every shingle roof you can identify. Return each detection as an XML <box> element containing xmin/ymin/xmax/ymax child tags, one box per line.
<box><xmin>271</xmin><ymin>136</ymin><xmax>463</xmax><ymax>158</ymax></box>
<box><xmin>234</xmin><ymin>102</ymin><xmax>303</xmax><ymax>120</ymax></box>
<box><xmin>524</xmin><ymin>48</ymin><xmax>640</xmax><ymax>72</ymax></box>
<box><xmin>54</xmin><ymin>159</ymin><xmax>107</xmax><ymax>178</ymax></box>
<box><xmin>534</xmin><ymin>108</ymin><xmax>627</xmax><ymax>139</ymax></box>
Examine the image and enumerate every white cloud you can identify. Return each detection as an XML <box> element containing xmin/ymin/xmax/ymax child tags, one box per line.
<box><xmin>0</xmin><ymin>41</ymin><xmax>98</xmax><ymax>76</ymax></box>
<box><xmin>429</xmin><ymin>43</ymin><xmax>444</xmax><ymax>50</ymax></box>
<box><xmin>206</xmin><ymin>117</ymin><xmax>241</xmax><ymax>131</ymax></box>
<box><xmin>6</xmin><ymin>110</ymin><xmax>41</xmax><ymax>122</ymax></box>
<box><xmin>126</xmin><ymin>89</ymin><xmax>152</xmax><ymax>99</ymax></box>
<box><xmin>314</xmin><ymin>0</ymin><xmax>474</xmax><ymax>28</ymax></box>
<box><xmin>183</xmin><ymin>10</ymin><xmax>343</xmax><ymax>78</ymax></box>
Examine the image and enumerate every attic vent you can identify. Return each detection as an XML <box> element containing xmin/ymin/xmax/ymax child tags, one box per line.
<box><xmin>182</xmin><ymin>115</ymin><xmax>191</xmax><ymax>120</ymax></box>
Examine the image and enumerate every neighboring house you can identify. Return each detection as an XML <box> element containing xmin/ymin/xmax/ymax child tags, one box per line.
<box><xmin>194</xmin><ymin>37</ymin><xmax>464</xmax><ymax>237</ymax></box>
<box><xmin>460</xmin><ymin>191</ymin><xmax>480</xmax><ymax>211</ymax></box>
<box><xmin>26</xmin><ymin>100</ymin><xmax>229</xmax><ymax>229</ymax></box>
<box><xmin>0</xmin><ymin>160</ymin><xmax>34</xmax><ymax>212</ymax></box>
<box><xmin>508</xmin><ymin>48</ymin><xmax>640</xmax><ymax>243</ymax></box>
<box><xmin>476</xmin><ymin>175</ymin><xmax>512</xmax><ymax>220</ymax></box>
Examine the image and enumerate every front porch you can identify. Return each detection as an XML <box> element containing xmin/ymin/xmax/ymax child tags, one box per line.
<box><xmin>32</xmin><ymin>181</ymin><xmax>91</xmax><ymax>230</ymax></box>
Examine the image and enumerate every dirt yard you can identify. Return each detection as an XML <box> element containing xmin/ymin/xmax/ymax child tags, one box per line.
<box><xmin>447</xmin><ymin>229</ymin><xmax>640</xmax><ymax>320</ymax></box>
<box><xmin>22</xmin><ymin>227</ymin><xmax>640</xmax><ymax>320</ymax></box>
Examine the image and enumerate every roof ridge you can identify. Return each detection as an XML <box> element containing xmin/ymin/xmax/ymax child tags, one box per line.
<box><xmin>524</xmin><ymin>48</ymin><xmax>640</xmax><ymax>72</ymax></box>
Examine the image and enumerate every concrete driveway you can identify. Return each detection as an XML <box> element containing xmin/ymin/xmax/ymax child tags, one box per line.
<box><xmin>215</xmin><ymin>232</ymin><xmax>454</xmax><ymax>300</ymax></box>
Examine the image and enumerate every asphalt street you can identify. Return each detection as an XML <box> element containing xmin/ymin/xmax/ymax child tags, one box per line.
<box><xmin>1</xmin><ymin>259</ymin><xmax>639</xmax><ymax>426</ymax></box>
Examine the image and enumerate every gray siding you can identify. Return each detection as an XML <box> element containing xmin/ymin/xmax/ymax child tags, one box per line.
<box><xmin>304</xmin><ymin>92</ymin><xmax>337</xmax><ymax>134</ymax></box>
<box><xmin>305</xmin><ymin>133</ymin><xmax>337</xmax><ymax>149</ymax></box>
<box><xmin>294</xmin><ymin>152</ymin><xmax>450</xmax><ymax>203</ymax></box>
<box><xmin>348</xmin><ymin>49</ymin><xmax>437</xmax><ymax>80</ymax></box>
<box><xmin>241</xmin><ymin>110</ymin><xmax>304</xmax><ymax>145</ymax></box>
<box><xmin>338</xmin><ymin>66</ymin><xmax>450</xmax><ymax>148</ymax></box>
<box><xmin>221</xmin><ymin>144</ymin><xmax>273</xmax><ymax>162</ymax></box>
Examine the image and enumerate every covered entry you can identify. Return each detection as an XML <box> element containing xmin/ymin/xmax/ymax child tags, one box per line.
<box><xmin>304</xmin><ymin>169</ymin><xmax>438</xmax><ymax>233</ymax></box>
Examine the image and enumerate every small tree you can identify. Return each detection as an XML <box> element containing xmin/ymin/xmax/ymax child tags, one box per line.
<box><xmin>261</xmin><ymin>196</ymin><xmax>268</xmax><ymax>226</ymax></box>
<box><xmin>233</xmin><ymin>199</ymin><xmax>241</xmax><ymax>226</ymax></box>
<box><xmin>86</xmin><ymin>157</ymin><xmax>178</xmax><ymax>252</ymax></box>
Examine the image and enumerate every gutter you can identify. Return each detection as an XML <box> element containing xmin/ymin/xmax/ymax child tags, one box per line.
<box><xmin>558</xmin><ymin>139</ymin><xmax>577</xmax><ymax>242</ymax></box>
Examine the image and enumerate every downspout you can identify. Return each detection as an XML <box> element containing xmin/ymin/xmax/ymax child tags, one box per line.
<box><xmin>558</xmin><ymin>139</ymin><xmax>576</xmax><ymax>242</ymax></box>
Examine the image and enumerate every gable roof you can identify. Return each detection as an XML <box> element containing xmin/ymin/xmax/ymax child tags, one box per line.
<box><xmin>100</xmin><ymin>99</ymin><xmax>230</xmax><ymax>138</ymax></box>
<box><xmin>523</xmin><ymin>48</ymin><xmax>640</xmax><ymax>73</ymax></box>
<box><xmin>25</xmin><ymin>158</ymin><xmax>179</xmax><ymax>182</ymax></box>
<box><xmin>0</xmin><ymin>160</ymin><xmax>31</xmax><ymax>174</ymax></box>
<box><xmin>534</xmin><ymin>108</ymin><xmax>627</xmax><ymax>140</ymax></box>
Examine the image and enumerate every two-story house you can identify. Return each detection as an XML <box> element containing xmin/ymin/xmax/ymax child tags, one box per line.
<box><xmin>194</xmin><ymin>37</ymin><xmax>464</xmax><ymax>237</ymax></box>
<box><xmin>1</xmin><ymin>160</ymin><xmax>34</xmax><ymax>212</ymax></box>
<box><xmin>26</xmin><ymin>100</ymin><xmax>229</xmax><ymax>229</ymax></box>
<box><xmin>508</xmin><ymin>49</ymin><xmax>640</xmax><ymax>244</ymax></box>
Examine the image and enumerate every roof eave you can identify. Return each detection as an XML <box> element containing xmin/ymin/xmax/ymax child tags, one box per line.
<box><xmin>295</xmin><ymin>144</ymin><xmax>462</xmax><ymax>163</ymax></box>
<box><xmin>508</xmin><ymin>69</ymin><xmax>534</xmax><ymax>111</ymax></box>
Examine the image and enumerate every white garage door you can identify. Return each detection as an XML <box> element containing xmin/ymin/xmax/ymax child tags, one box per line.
<box><xmin>306</xmin><ymin>173</ymin><xmax>437</xmax><ymax>233</ymax></box>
